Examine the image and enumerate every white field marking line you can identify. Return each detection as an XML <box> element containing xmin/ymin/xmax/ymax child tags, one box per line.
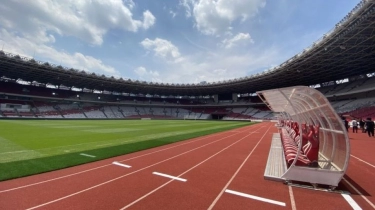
<box><xmin>152</xmin><ymin>172</ymin><xmax>187</xmax><ymax>182</ymax></box>
<box><xmin>289</xmin><ymin>186</ymin><xmax>297</xmax><ymax>210</ymax></box>
<box><xmin>342</xmin><ymin>193</ymin><xmax>362</xmax><ymax>210</ymax></box>
<box><xmin>0</xmin><ymin>140</ymin><xmax>125</xmax><ymax>155</ymax></box>
<box><xmin>96</xmin><ymin>143</ymin><xmax>113</xmax><ymax>147</ymax></box>
<box><xmin>343</xmin><ymin>178</ymin><xmax>375</xmax><ymax>209</ymax></box>
<box><xmin>79</xmin><ymin>153</ymin><xmax>96</xmax><ymax>158</ymax></box>
<box><xmin>207</xmin><ymin>125</ymin><xmax>272</xmax><ymax>210</ymax></box>
<box><xmin>1</xmin><ymin>137</ymin><xmax>151</xmax><ymax>155</ymax></box>
<box><xmin>0</xmin><ymin>126</ymin><xmax>245</xmax><ymax>193</ymax></box>
<box><xmin>224</xmin><ymin>189</ymin><xmax>286</xmax><ymax>206</ymax></box>
<box><xmin>0</xmin><ymin>125</ymin><xmax>236</xmax><ymax>155</ymax></box>
<box><xmin>112</xmin><ymin>161</ymin><xmax>131</xmax><ymax>168</ymax></box>
<box><xmin>25</xmin><ymin>126</ymin><xmax>262</xmax><ymax>210</ymax></box>
<box><xmin>119</xmin><ymin>127</ymin><xmax>265</xmax><ymax>210</ymax></box>
<box><xmin>0</xmin><ymin>150</ymin><xmax>30</xmax><ymax>154</ymax></box>
<box><xmin>351</xmin><ymin>155</ymin><xmax>375</xmax><ymax>168</ymax></box>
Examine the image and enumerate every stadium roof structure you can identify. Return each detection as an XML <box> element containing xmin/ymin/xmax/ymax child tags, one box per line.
<box><xmin>0</xmin><ymin>0</ymin><xmax>375</xmax><ymax>96</ymax></box>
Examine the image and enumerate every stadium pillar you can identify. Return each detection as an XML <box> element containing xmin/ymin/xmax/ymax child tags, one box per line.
<box><xmin>213</xmin><ymin>94</ymin><xmax>218</xmax><ymax>103</ymax></box>
<box><xmin>232</xmin><ymin>93</ymin><xmax>238</xmax><ymax>102</ymax></box>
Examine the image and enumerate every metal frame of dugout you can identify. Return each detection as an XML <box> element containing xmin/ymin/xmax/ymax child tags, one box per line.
<box><xmin>257</xmin><ymin>86</ymin><xmax>350</xmax><ymax>190</ymax></box>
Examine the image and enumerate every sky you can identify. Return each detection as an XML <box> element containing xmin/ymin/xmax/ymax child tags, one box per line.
<box><xmin>0</xmin><ymin>0</ymin><xmax>361</xmax><ymax>84</ymax></box>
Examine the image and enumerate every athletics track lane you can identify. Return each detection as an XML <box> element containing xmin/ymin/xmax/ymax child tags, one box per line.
<box><xmin>207</xmin><ymin>125</ymin><xmax>293</xmax><ymax>210</ymax></box>
<box><xmin>349</xmin><ymin>131</ymin><xmax>375</xmax><ymax>166</ymax></box>
<box><xmin>119</xmin><ymin>124</ymin><xmax>276</xmax><ymax>210</ymax></box>
<box><xmin>0</xmin><ymin>123</ymin><xmax>262</xmax><ymax>209</ymax></box>
<box><xmin>119</xmin><ymin>123</ymin><xmax>373</xmax><ymax>210</ymax></box>
<box><xmin>338</xmin><ymin>131</ymin><xmax>375</xmax><ymax>209</ymax></box>
<box><xmin>23</xmin><ymin>123</ymin><xmax>265</xmax><ymax>210</ymax></box>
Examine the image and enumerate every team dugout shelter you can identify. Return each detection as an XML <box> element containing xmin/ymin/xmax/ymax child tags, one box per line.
<box><xmin>258</xmin><ymin>86</ymin><xmax>350</xmax><ymax>190</ymax></box>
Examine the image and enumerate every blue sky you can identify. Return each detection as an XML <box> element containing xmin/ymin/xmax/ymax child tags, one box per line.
<box><xmin>0</xmin><ymin>0</ymin><xmax>360</xmax><ymax>84</ymax></box>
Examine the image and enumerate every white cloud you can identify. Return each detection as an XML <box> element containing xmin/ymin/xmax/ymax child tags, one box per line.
<box><xmin>142</xmin><ymin>10</ymin><xmax>156</xmax><ymax>29</ymax></box>
<box><xmin>0</xmin><ymin>29</ymin><xmax>119</xmax><ymax>77</ymax></box>
<box><xmin>0</xmin><ymin>0</ymin><xmax>158</xmax><ymax>80</ymax></box>
<box><xmin>220</xmin><ymin>33</ymin><xmax>254</xmax><ymax>49</ymax></box>
<box><xmin>123</xmin><ymin>0</ymin><xmax>135</xmax><ymax>10</ymax></box>
<box><xmin>179</xmin><ymin>0</ymin><xmax>192</xmax><ymax>17</ymax></box>
<box><xmin>213</xmin><ymin>69</ymin><xmax>228</xmax><ymax>75</ymax></box>
<box><xmin>138</xmin><ymin>35</ymin><xmax>285</xmax><ymax>84</ymax></box>
<box><xmin>0</xmin><ymin>0</ymin><xmax>156</xmax><ymax>46</ymax></box>
<box><xmin>134</xmin><ymin>66</ymin><xmax>161</xmax><ymax>82</ymax></box>
<box><xmin>140</xmin><ymin>38</ymin><xmax>182</xmax><ymax>63</ymax></box>
<box><xmin>146</xmin><ymin>45</ymin><xmax>283</xmax><ymax>84</ymax></box>
<box><xmin>170</xmin><ymin>10</ymin><xmax>177</xmax><ymax>18</ymax></box>
<box><xmin>134</xmin><ymin>66</ymin><xmax>148</xmax><ymax>76</ymax></box>
<box><xmin>182</xmin><ymin>0</ymin><xmax>266</xmax><ymax>35</ymax></box>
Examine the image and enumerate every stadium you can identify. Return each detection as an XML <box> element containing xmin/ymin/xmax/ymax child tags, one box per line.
<box><xmin>1</xmin><ymin>0</ymin><xmax>375</xmax><ymax>209</ymax></box>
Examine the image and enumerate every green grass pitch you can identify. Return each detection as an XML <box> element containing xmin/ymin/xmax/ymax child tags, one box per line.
<box><xmin>0</xmin><ymin>119</ymin><xmax>254</xmax><ymax>181</ymax></box>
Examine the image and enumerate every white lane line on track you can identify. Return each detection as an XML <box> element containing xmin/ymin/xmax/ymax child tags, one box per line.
<box><xmin>0</xmin><ymin>125</ymin><xmax>251</xmax><ymax>193</ymax></box>
<box><xmin>152</xmin><ymin>172</ymin><xmax>187</xmax><ymax>182</ymax></box>
<box><xmin>343</xmin><ymin>178</ymin><xmax>375</xmax><ymax>209</ymax></box>
<box><xmin>288</xmin><ymin>186</ymin><xmax>297</xmax><ymax>210</ymax></box>
<box><xmin>25</xmin><ymin>125</ymin><xmax>263</xmax><ymax>210</ymax></box>
<box><xmin>112</xmin><ymin>161</ymin><xmax>131</xmax><ymax>168</ymax></box>
<box><xmin>80</xmin><ymin>153</ymin><xmax>96</xmax><ymax>158</ymax></box>
<box><xmin>351</xmin><ymin>155</ymin><xmax>375</xmax><ymax>168</ymax></box>
<box><xmin>207</xmin><ymin>125</ymin><xmax>272</xmax><ymax>210</ymax></box>
<box><xmin>119</xmin><ymin>126</ymin><xmax>268</xmax><ymax>210</ymax></box>
<box><xmin>342</xmin><ymin>193</ymin><xmax>362</xmax><ymax>210</ymax></box>
<box><xmin>225</xmin><ymin>189</ymin><xmax>286</xmax><ymax>206</ymax></box>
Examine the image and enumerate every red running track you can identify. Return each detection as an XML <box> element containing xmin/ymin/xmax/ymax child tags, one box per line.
<box><xmin>0</xmin><ymin>122</ymin><xmax>375</xmax><ymax>210</ymax></box>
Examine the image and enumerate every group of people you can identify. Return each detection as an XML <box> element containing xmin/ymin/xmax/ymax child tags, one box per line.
<box><xmin>343</xmin><ymin>117</ymin><xmax>375</xmax><ymax>137</ymax></box>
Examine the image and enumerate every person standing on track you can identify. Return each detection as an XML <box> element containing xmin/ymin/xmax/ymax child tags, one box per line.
<box><xmin>344</xmin><ymin>118</ymin><xmax>349</xmax><ymax>132</ymax></box>
<box><xmin>352</xmin><ymin>119</ymin><xmax>358</xmax><ymax>133</ymax></box>
<box><xmin>365</xmin><ymin>118</ymin><xmax>375</xmax><ymax>137</ymax></box>
<box><xmin>360</xmin><ymin>119</ymin><xmax>366</xmax><ymax>133</ymax></box>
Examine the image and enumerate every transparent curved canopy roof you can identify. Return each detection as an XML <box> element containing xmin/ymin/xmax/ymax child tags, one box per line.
<box><xmin>257</xmin><ymin>86</ymin><xmax>350</xmax><ymax>172</ymax></box>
